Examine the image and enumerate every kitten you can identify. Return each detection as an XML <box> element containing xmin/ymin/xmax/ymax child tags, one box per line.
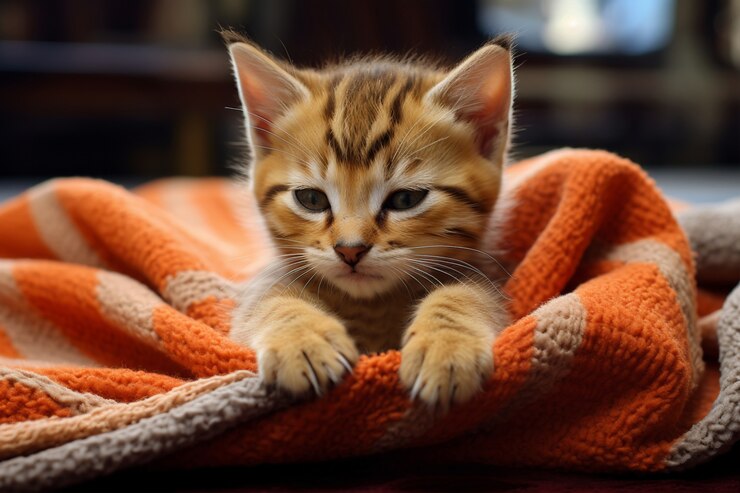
<box><xmin>226</xmin><ymin>31</ymin><xmax>512</xmax><ymax>410</ymax></box>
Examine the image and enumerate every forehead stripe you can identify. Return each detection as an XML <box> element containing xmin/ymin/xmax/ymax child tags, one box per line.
<box><xmin>364</xmin><ymin>77</ymin><xmax>416</xmax><ymax>163</ymax></box>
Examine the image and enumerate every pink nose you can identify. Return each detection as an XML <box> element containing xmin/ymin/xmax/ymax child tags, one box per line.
<box><xmin>334</xmin><ymin>244</ymin><xmax>371</xmax><ymax>267</ymax></box>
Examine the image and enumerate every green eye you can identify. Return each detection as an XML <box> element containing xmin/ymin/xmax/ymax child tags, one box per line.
<box><xmin>294</xmin><ymin>189</ymin><xmax>330</xmax><ymax>212</ymax></box>
<box><xmin>384</xmin><ymin>189</ymin><xmax>428</xmax><ymax>211</ymax></box>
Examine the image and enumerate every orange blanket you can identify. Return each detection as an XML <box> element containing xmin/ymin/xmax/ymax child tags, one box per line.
<box><xmin>1</xmin><ymin>149</ymin><xmax>738</xmax><ymax>491</ymax></box>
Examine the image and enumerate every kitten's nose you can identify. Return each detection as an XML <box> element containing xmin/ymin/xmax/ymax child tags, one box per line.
<box><xmin>334</xmin><ymin>243</ymin><xmax>371</xmax><ymax>267</ymax></box>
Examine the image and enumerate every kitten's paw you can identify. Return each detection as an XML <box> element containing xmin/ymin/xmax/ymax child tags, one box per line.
<box><xmin>257</xmin><ymin>313</ymin><xmax>359</xmax><ymax>397</ymax></box>
<box><xmin>399</xmin><ymin>324</ymin><xmax>493</xmax><ymax>412</ymax></box>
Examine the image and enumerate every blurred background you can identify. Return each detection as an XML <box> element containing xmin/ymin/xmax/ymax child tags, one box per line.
<box><xmin>0</xmin><ymin>0</ymin><xmax>738</xmax><ymax>200</ymax></box>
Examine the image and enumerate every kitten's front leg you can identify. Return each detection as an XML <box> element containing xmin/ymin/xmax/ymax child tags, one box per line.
<box><xmin>232</xmin><ymin>295</ymin><xmax>359</xmax><ymax>396</ymax></box>
<box><xmin>399</xmin><ymin>283</ymin><xmax>505</xmax><ymax>410</ymax></box>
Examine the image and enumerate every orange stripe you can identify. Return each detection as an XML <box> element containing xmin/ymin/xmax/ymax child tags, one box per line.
<box><xmin>152</xmin><ymin>305</ymin><xmax>256</xmax><ymax>377</ymax></box>
<box><xmin>34</xmin><ymin>368</ymin><xmax>184</xmax><ymax>402</ymax></box>
<box><xmin>13</xmin><ymin>261</ymin><xmax>188</xmax><ymax>377</ymax></box>
<box><xmin>0</xmin><ymin>324</ymin><xmax>21</xmax><ymax>358</ymax></box>
<box><xmin>175</xmin><ymin>317</ymin><xmax>537</xmax><ymax>466</ymax></box>
<box><xmin>190</xmin><ymin>179</ymin><xmax>253</xmax><ymax>250</ymax></box>
<box><xmin>55</xmin><ymin>179</ymin><xmax>243</xmax><ymax>285</ymax></box>
<box><xmin>502</xmin><ymin>151</ymin><xmax>693</xmax><ymax>320</ymax></box>
<box><xmin>0</xmin><ymin>379</ymin><xmax>72</xmax><ymax>424</ymax></box>
<box><xmin>186</xmin><ymin>297</ymin><xmax>234</xmax><ymax>336</ymax></box>
<box><xmin>0</xmin><ymin>194</ymin><xmax>56</xmax><ymax>259</ymax></box>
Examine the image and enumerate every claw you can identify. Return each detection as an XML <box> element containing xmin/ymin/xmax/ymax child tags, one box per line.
<box><xmin>324</xmin><ymin>363</ymin><xmax>340</xmax><ymax>385</ymax></box>
<box><xmin>337</xmin><ymin>353</ymin><xmax>354</xmax><ymax>374</ymax></box>
<box><xmin>410</xmin><ymin>373</ymin><xmax>424</xmax><ymax>400</ymax></box>
<box><xmin>302</xmin><ymin>351</ymin><xmax>322</xmax><ymax>396</ymax></box>
<box><xmin>449</xmin><ymin>383</ymin><xmax>458</xmax><ymax>408</ymax></box>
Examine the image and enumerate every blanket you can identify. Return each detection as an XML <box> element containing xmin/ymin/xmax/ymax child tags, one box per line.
<box><xmin>0</xmin><ymin>149</ymin><xmax>738</xmax><ymax>491</ymax></box>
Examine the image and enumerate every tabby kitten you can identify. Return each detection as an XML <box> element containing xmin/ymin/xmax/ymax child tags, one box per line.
<box><xmin>226</xmin><ymin>32</ymin><xmax>512</xmax><ymax>410</ymax></box>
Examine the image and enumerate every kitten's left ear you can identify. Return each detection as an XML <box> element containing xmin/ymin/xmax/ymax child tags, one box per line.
<box><xmin>426</xmin><ymin>37</ymin><xmax>514</xmax><ymax>163</ymax></box>
<box><xmin>226</xmin><ymin>37</ymin><xmax>310</xmax><ymax>157</ymax></box>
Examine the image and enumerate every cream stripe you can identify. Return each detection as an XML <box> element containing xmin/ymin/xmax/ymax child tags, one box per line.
<box><xmin>0</xmin><ymin>370</ymin><xmax>254</xmax><ymax>460</ymax></box>
<box><xmin>159</xmin><ymin>179</ymin><xmax>211</xmax><ymax>231</ymax></box>
<box><xmin>27</xmin><ymin>180</ymin><xmax>106</xmax><ymax>267</ymax></box>
<box><xmin>0</xmin><ymin>367</ymin><xmax>113</xmax><ymax>414</ymax></box>
<box><xmin>524</xmin><ymin>292</ymin><xmax>588</xmax><ymax>397</ymax></box>
<box><xmin>604</xmin><ymin>239</ymin><xmax>703</xmax><ymax>388</ymax></box>
<box><xmin>472</xmin><ymin>293</ymin><xmax>588</xmax><ymax>434</ymax></box>
<box><xmin>0</xmin><ymin>356</ymin><xmax>75</xmax><ymax>369</ymax></box>
<box><xmin>0</xmin><ymin>262</ymin><xmax>97</xmax><ymax>366</ymax></box>
<box><xmin>160</xmin><ymin>180</ymin><xmax>254</xmax><ymax>264</ymax></box>
<box><xmin>162</xmin><ymin>270</ymin><xmax>237</xmax><ymax>313</ymax></box>
<box><xmin>499</xmin><ymin>293</ymin><xmax>587</xmax><ymax>415</ymax></box>
<box><xmin>95</xmin><ymin>271</ymin><xmax>163</xmax><ymax>347</ymax></box>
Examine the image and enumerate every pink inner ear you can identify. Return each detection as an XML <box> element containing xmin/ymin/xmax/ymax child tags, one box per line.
<box><xmin>251</xmin><ymin>112</ymin><xmax>273</xmax><ymax>143</ymax></box>
<box><xmin>471</xmin><ymin>113</ymin><xmax>499</xmax><ymax>157</ymax></box>
<box><xmin>243</xmin><ymin>81</ymin><xmax>275</xmax><ymax>144</ymax></box>
<box><xmin>464</xmin><ymin>72</ymin><xmax>510</xmax><ymax>156</ymax></box>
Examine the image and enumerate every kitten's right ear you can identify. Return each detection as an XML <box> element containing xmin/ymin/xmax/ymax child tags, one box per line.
<box><xmin>226</xmin><ymin>39</ymin><xmax>309</xmax><ymax>156</ymax></box>
<box><xmin>425</xmin><ymin>37</ymin><xmax>513</xmax><ymax>165</ymax></box>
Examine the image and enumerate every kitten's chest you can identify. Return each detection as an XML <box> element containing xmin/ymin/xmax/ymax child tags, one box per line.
<box><xmin>325</xmin><ymin>295</ymin><xmax>413</xmax><ymax>354</ymax></box>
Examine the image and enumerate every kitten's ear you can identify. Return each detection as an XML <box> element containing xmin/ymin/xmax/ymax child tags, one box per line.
<box><xmin>227</xmin><ymin>40</ymin><xmax>309</xmax><ymax>156</ymax></box>
<box><xmin>425</xmin><ymin>38</ymin><xmax>513</xmax><ymax>163</ymax></box>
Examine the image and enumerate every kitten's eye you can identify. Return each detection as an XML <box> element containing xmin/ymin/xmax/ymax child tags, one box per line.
<box><xmin>384</xmin><ymin>189</ymin><xmax>428</xmax><ymax>211</ymax></box>
<box><xmin>294</xmin><ymin>189</ymin><xmax>330</xmax><ymax>212</ymax></box>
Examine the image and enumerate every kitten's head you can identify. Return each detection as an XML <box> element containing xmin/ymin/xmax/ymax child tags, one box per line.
<box><xmin>226</xmin><ymin>33</ymin><xmax>513</xmax><ymax>299</ymax></box>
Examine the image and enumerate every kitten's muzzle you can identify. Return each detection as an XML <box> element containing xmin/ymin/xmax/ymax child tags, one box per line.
<box><xmin>334</xmin><ymin>243</ymin><xmax>371</xmax><ymax>267</ymax></box>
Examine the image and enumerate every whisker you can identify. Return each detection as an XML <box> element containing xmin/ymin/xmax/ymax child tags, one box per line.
<box><xmin>395</xmin><ymin>265</ymin><xmax>431</xmax><ymax>295</ymax></box>
<box><xmin>415</xmin><ymin>254</ymin><xmax>492</xmax><ymax>282</ymax></box>
<box><xmin>242</xmin><ymin>258</ymin><xmax>306</xmax><ymax>286</ymax></box>
<box><xmin>404</xmin><ymin>245</ymin><xmax>511</xmax><ymax>278</ymax></box>
<box><xmin>409</xmin><ymin>258</ymin><xmax>464</xmax><ymax>284</ymax></box>
<box><xmin>316</xmin><ymin>273</ymin><xmax>327</xmax><ymax>299</ymax></box>
<box><xmin>299</xmin><ymin>268</ymin><xmax>321</xmax><ymax>299</ymax></box>
<box><xmin>408</xmin><ymin>265</ymin><xmax>444</xmax><ymax>289</ymax></box>
<box><xmin>252</xmin><ymin>262</ymin><xmax>310</xmax><ymax>305</ymax></box>
<box><xmin>387</xmin><ymin>264</ymin><xmax>415</xmax><ymax>300</ymax></box>
<box><xmin>281</xmin><ymin>265</ymin><xmax>315</xmax><ymax>294</ymax></box>
<box><xmin>413</xmin><ymin>254</ymin><xmax>509</xmax><ymax>299</ymax></box>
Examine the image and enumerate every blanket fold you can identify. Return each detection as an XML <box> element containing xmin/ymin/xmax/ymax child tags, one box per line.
<box><xmin>0</xmin><ymin>149</ymin><xmax>738</xmax><ymax>491</ymax></box>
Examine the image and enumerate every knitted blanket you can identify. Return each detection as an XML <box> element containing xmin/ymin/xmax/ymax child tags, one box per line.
<box><xmin>0</xmin><ymin>149</ymin><xmax>739</xmax><ymax>491</ymax></box>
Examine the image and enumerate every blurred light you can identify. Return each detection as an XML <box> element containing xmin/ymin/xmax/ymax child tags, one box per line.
<box><xmin>543</xmin><ymin>0</ymin><xmax>601</xmax><ymax>55</ymax></box>
<box><xmin>478</xmin><ymin>0</ymin><xmax>676</xmax><ymax>56</ymax></box>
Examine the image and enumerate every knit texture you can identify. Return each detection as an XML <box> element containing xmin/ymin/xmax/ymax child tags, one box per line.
<box><xmin>0</xmin><ymin>149</ymin><xmax>738</xmax><ymax>491</ymax></box>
